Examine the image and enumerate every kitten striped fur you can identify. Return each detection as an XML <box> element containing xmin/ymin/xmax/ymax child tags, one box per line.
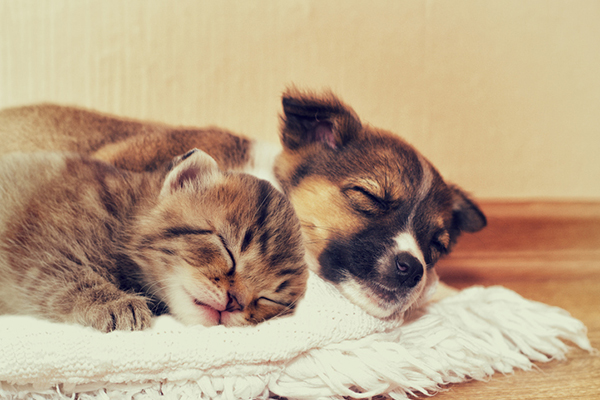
<box><xmin>0</xmin><ymin>150</ymin><xmax>307</xmax><ymax>332</ymax></box>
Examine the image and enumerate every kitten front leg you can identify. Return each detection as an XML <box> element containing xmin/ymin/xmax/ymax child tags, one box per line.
<box><xmin>45</xmin><ymin>276</ymin><xmax>153</xmax><ymax>332</ymax></box>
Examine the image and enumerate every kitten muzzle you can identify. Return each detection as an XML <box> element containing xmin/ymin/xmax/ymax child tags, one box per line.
<box><xmin>225</xmin><ymin>293</ymin><xmax>243</xmax><ymax>312</ymax></box>
<box><xmin>193</xmin><ymin>292</ymin><xmax>243</xmax><ymax>325</ymax></box>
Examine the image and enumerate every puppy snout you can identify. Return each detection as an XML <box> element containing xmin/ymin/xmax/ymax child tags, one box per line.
<box><xmin>395</xmin><ymin>253</ymin><xmax>423</xmax><ymax>288</ymax></box>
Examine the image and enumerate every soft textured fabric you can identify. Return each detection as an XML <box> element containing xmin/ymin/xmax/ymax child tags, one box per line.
<box><xmin>0</xmin><ymin>272</ymin><xmax>592</xmax><ymax>399</ymax></box>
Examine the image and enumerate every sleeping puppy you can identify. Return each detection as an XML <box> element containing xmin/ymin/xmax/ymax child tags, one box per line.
<box><xmin>0</xmin><ymin>88</ymin><xmax>486</xmax><ymax>319</ymax></box>
<box><xmin>275</xmin><ymin>91</ymin><xmax>486</xmax><ymax>317</ymax></box>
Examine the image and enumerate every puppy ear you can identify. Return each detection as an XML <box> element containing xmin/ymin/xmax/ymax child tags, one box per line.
<box><xmin>160</xmin><ymin>148</ymin><xmax>219</xmax><ymax>197</ymax></box>
<box><xmin>450</xmin><ymin>185</ymin><xmax>487</xmax><ymax>233</ymax></box>
<box><xmin>280</xmin><ymin>87</ymin><xmax>362</xmax><ymax>151</ymax></box>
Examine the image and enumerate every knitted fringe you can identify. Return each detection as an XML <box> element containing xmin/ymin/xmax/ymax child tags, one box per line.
<box><xmin>0</xmin><ymin>286</ymin><xmax>593</xmax><ymax>400</ymax></box>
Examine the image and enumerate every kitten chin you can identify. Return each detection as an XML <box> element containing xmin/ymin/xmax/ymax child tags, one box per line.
<box><xmin>166</xmin><ymin>284</ymin><xmax>224</xmax><ymax>326</ymax></box>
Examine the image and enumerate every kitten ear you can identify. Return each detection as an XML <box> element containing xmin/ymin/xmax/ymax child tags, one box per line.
<box><xmin>450</xmin><ymin>184</ymin><xmax>487</xmax><ymax>233</ymax></box>
<box><xmin>160</xmin><ymin>148</ymin><xmax>219</xmax><ymax>197</ymax></box>
<box><xmin>279</xmin><ymin>87</ymin><xmax>363</xmax><ymax>151</ymax></box>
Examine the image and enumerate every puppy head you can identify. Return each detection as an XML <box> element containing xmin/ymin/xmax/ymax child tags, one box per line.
<box><xmin>275</xmin><ymin>88</ymin><xmax>486</xmax><ymax>318</ymax></box>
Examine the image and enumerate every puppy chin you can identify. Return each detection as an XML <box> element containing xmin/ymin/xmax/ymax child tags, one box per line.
<box><xmin>336</xmin><ymin>268</ymin><xmax>439</xmax><ymax>319</ymax></box>
<box><xmin>415</xmin><ymin>268</ymin><xmax>439</xmax><ymax>308</ymax></box>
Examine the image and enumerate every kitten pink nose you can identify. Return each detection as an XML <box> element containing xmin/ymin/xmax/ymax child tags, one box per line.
<box><xmin>225</xmin><ymin>293</ymin><xmax>243</xmax><ymax>312</ymax></box>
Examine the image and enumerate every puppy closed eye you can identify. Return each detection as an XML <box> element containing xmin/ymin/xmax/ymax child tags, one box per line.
<box><xmin>343</xmin><ymin>186</ymin><xmax>389</xmax><ymax>215</ymax></box>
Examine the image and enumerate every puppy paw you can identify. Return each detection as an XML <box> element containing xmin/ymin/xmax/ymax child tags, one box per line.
<box><xmin>81</xmin><ymin>294</ymin><xmax>153</xmax><ymax>332</ymax></box>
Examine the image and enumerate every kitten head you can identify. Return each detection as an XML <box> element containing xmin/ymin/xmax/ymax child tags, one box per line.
<box><xmin>131</xmin><ymin>149</ymin><xmax>308</xmax><ymax>327</ymax></box>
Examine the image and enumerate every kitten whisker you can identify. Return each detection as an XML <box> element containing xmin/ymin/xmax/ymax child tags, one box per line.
<box><xmin>271</xmin><ymin>292</ymin><xmax>305</xmax><ymax>320</ymax></box>
<box><xmin>251</xmin><ymin>190</ymin><xmax>272</xmax><ymax>222</ymax></box>
<box><xmin>300</xmin><ymin>223</ymin><xmax>342</xmax><ymax>234</ymax></box>
<box><xmin>303</xmin><ymin>238</ymin><xmax>337</xmax><ymax>246</ymax></box>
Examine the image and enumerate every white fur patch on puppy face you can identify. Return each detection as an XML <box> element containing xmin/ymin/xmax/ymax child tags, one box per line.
<box><xmin>393</xmin><ymin>231</ymin><xmax>425</xmax><ymax>268</ymax></box>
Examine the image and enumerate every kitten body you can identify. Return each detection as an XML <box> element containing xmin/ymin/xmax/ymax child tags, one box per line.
<box><xmin>0</xmin><ymin>150</ymin><xmax>307</xmax><ymax>332</ymax></box>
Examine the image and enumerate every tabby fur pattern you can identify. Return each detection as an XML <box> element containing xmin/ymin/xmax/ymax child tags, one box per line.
<box><xmin>0</xmin><ymin>149</ymin><xmax>307</xmax><ymax>332</ymax></box>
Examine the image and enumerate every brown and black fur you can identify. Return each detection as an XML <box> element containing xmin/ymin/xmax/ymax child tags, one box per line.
<box><xmin>0</xmin><ymin>149</ymin><xmax>307</xmax><ymax>331</ymax></box>
<box><xmin>0</xmin><ymin>88</ymin><xmax>486</xmax><ymax>318</ymax></box>
<box><xmin>275</xmin><ymin>91</ymin><xmax>485</xmax><ymax>316</ymax></box>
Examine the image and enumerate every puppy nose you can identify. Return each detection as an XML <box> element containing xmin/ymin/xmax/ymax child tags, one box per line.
<box><xmin>395</xmin><ymin>253</ymin><xmax>423</xmax><ymax>288</ymax></box>
<box><xmin>225</xmin><ymin>293</ymin><xmax>243</xmax><ymax>312</ymax></box>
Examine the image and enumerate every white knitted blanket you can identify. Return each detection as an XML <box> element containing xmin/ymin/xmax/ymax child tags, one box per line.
<box><xmin>0</xmin><ymin>272</ymin><xmax>592</xmax><ymax>400</ymax></box>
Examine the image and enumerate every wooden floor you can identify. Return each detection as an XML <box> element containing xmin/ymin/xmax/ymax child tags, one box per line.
<box><xmin>416</xmin><ymin>201</ymin><xmax>600</xmax><ymax>399</ymax></box>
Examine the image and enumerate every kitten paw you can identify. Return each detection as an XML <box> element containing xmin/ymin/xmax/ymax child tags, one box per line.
<box><xmin>83</xmin><ymin>295</ymin><xmax>153</xmax><ymax>332</ymax></box>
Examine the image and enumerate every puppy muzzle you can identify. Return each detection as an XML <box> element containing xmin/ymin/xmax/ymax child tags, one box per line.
<box><xmin>394</xmin><ymin>253</ymin><xmax>424</xmax><ymax>288</ymax></box>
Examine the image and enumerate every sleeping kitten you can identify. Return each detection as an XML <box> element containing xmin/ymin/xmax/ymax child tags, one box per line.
<box><xmin>0</xmin><ymin>149</ymin><xmax>307</xmax><ymax>332</ymax></box>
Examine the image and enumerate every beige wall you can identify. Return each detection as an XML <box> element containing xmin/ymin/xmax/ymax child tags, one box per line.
<box><xmin>1</xmin><ymin>0</ymin><xmax>599</xmax><ymax>199</ymax></box>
